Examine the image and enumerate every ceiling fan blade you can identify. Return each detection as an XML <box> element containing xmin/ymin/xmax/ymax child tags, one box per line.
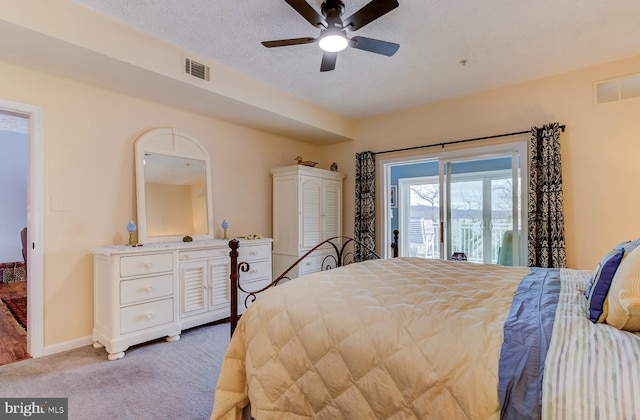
<box><xmin>284</xmin><ymin>0</ymin><xmax>327</xmax><ymax>28</ymax></box>
<box><xmin>349</xmin><ymin>36</ymin><xmax>399</xmax><ymax>56</ymax></box>
<box><xmin>343</xmin><ymin>0</ymin><xmax>399</xmax><ymax>31</ymax></box>
<box><xmin>262</xmin><ymin>37</ymin><xmax>318</xmax><ymax>48</ymax></box>
<box><xmin>320</xmin><ymin>52</ymin><xmax>338</xmax><ymax>72</ymax></box>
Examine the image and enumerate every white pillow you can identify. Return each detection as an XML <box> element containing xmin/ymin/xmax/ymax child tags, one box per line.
<box><xmin>606</xmin><ymin>245</ymin><xmax>640</xmax><ymax>331</ymax></box>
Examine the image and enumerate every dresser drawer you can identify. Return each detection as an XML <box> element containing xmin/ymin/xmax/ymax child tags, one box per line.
<box><xmin>120</xmin><ymin>253</ymin><xmax>173</xmax><ymax>278</ymax></box>
<box><xmin>299</xmin><ymin>253</ymin><xmax>338</xmax><ymax>275</ymax></box>
<box><xmin>120</xmin><ymin>274</ymin><xmax>173</xmax><ymax>306</ymax></box>
<box><xmin>179</xmin><ymin>248</ymin><xmax>227</xmax><ymax>261</ymax></box>
<box><xmin>120</xmin><ymin>298</ymin><xmax>174</xmax><ymax>334</ymax></box>
<box><xmin>300</xmin><ymin>255</ymin><xmax>323</xmax><ymax>275</ymax></box>
<box><xmin>239</xmin><ymin>244</ymin><xmax>270</xmax><ymax>261</ymax></box>
<box><xmin>240</xmin><ymin>260</ymin><xmax>271</xmax><ymax>282</ymax></box>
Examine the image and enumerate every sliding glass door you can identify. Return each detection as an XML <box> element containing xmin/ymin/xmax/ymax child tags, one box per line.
<box><xmin>398</xmin><ymin>173</ymin><xmax>440</xmax><ymax>259</ymax></box>
<box><xmin>388</xmin><ymin>143</ymin><xmax>525</xmax><ymax>265</ymax></box>
<box><xmin>441</xmin><ymin>154</ymin><xmax>521</xmax><ymax>264</ymax></box>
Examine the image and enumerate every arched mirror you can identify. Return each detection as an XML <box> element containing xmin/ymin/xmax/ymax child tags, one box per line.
<box><xmin>135</xmin><ymin>128</ymin><xmax>213</xmax><ymax>243</ymax></box>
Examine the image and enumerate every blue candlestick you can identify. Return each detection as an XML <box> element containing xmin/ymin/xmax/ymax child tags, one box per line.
<box><xmin>222</xmin><ymin>219</ymin><xmax>229</xmax><ymax>239</ymax></box>
<box><xmin>127</xmin><ymin>220</ymin><xmax>137</xmax><ymax>246</ymax></box>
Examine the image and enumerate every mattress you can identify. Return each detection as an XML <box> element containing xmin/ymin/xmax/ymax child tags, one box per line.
<box><xmin>212</xmin><ymin>258</ymin><xmax>529</xmax><ymax>419</ymax></box>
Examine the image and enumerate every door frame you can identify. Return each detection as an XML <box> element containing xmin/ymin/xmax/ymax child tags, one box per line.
<box><xmin>380</xmin><ymin>140</ymin><xmax>528</xmax><ymax>262</ymax></box>
<box><xmin>0</xmin><ymin>99</ymin><xmax>44</xmax><ymax>358</ymax></box>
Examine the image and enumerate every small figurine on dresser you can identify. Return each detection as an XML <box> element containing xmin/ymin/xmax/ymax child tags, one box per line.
<box><xmin>294</xmin><ymin>156</ymin><xmax>318</xmax><ymax>167</ymax></box>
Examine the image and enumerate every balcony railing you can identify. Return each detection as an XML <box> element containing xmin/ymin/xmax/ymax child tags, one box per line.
<box><xmin>409</xmin><ymin>218</ymin><xmax>513</xmax><ymax>264</ymax></box>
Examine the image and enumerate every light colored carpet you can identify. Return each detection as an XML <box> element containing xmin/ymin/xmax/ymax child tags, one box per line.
<box><xmin>0</xmin><ymin>321</ymin><xmax>231</xmax><ymax>419</ymax></box>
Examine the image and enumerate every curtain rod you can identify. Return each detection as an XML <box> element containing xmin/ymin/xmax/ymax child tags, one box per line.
<box><xmin>373</xmin><ymin>124</ymin><xmax>566</xmax><ymax>155</ymax></box>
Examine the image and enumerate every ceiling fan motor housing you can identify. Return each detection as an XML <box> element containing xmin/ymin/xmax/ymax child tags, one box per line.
<box><xmin>321</xmin><ymin>0</ymin><xmax>346</xmax><ymax>21</ymax></box>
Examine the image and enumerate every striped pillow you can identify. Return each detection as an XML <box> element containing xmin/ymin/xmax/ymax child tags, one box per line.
<box><xmin>586</xmin><ymin>249</ymin><xmax>624</xmax><ymax>323</ymax></box>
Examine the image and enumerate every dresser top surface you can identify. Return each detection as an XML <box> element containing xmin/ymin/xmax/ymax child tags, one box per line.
<box><xmin>92</xmin><ymin>238</ymin><xmax>272</xmax><ymax>256</ymax></box>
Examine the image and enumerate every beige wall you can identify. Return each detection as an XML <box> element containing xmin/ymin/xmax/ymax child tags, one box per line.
<box><xmin>319</xmin><ymin>54</ymin><xmax>640</xmax><ymax>271</ymax></box>
<box><xmin>0</xmin><ymin>60</ymin><xmax>319</xmax><ymax>348</ymax></box>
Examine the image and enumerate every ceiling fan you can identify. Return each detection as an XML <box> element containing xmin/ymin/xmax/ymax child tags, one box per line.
<box><xmin>262</xmin><ymin>0</ymin><xmax>400</xmax><ymax>72</ymax></box>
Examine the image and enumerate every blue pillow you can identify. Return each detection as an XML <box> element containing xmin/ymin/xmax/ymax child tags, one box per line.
<box><xmin>586</xmin><ymin>249</ymin><xmax>625</xmax><ymax>323</ymax></box>
<box><xmin>584</xmin><ymin>238</ymin><xmax>640</xmax><ymax>299</ymax></box>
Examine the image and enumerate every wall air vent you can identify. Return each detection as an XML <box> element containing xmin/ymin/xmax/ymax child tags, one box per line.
<box><xmin>185</xmin><ymin>57</ymin><xmax>210</xmax><ymax>81</ymax></box>
<box><xmin>595</xmin><ymin>73</ymin><xmax>640</xmax><ymax>104</ymax></box>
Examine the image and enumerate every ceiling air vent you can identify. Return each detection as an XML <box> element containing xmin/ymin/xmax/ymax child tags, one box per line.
<box><xmin>185</xmin><ymin>58</ymin><xmax>210</xmax><ymax>81</ymax></box>
<box><xmin>595</xmin><ymin>73</ymin><xmax>640</xmax><ymax>104</ymax></box>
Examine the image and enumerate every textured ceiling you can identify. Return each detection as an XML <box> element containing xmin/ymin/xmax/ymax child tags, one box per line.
<box><xmin>73</xmin><ymin>0</ymin><xmax>640</xmax><ymax>119</ymax></box>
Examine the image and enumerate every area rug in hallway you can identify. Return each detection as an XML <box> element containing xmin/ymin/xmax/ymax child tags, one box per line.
<box><xmin>1</xmin><ymin>295</ymin><xmax>26</xmax><ymax>330</ymax></box>
<box><xmin>0</xmin><ymin>262</ymin><xmax>26</xmax><ymax>283</ymax></box>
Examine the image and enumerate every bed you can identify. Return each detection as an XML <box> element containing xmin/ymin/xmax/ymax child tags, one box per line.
<box><xmin>211</xmin><ymin>236</ymin><xmax>640</xmax><ymax>419</ymax></box>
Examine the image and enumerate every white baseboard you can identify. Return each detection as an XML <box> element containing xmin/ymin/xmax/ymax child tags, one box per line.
<box><xmin>42</xmin><ymin>335</ymin><xmax>93</xmax><ymax>357</ymax></box>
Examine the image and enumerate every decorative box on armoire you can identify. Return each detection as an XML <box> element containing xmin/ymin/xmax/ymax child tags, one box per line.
<box><xmin>271</xmin><ymin>165</ymin><xmax>345</xmax><ymax>279</ymax></box>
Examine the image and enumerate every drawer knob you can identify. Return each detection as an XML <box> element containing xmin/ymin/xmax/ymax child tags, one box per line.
<box><xmin>249</xmin><ymin>251</ymin><xmax>257</xmax><ymax>256</ymax></box>
<box><xmin>144</xmin><ymin>262</ymin><xmax>154</xmax><ymax>269</ymax></box>
<box><xmin>145</xmin><ymin>312</ymin><xmax>154</xmax><ymax>319</ymax></box>
<box><xmin>145</xmin><ymin>285</ymin><xmax>154</xmax><ymax>292</ymax></box>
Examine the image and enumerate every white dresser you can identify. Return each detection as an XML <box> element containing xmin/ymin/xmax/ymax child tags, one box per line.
<box><xmin>271</xmin><ymin>165</ymin><xmax>345</xmax><ymax>279</ymax></box>
<box><xmin>91</xmin><ymin>238</ymin><xmax>272</xmax><ymax>360</ymax></box>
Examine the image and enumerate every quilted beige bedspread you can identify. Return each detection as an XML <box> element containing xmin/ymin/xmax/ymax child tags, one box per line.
<box><xmin>212</xmin><ymin>257</ymin><xmax>529</xmax><ymax>419</ymax></box>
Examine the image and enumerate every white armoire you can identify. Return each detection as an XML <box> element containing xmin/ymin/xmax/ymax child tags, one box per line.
<box><xmin>271</xmin><ymin>165</ymin><xmax>345</xmax><ymax>279</ymax></box>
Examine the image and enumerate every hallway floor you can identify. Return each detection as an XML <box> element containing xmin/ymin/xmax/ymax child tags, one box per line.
<box><xmin>0</xmin><ymin>281</ymin><xmax>29</xmax><ymax>366</ymax></box>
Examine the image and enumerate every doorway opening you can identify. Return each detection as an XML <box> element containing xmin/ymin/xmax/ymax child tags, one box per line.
<box><xmin>0</xmin><ymin>100</ymin><xmax>44</xmax><ymax>364</ymax></box>
<box><xmin>0</xmin><ymin>111</ymin><xmax>28</xmax><ymax>364</ymax></box>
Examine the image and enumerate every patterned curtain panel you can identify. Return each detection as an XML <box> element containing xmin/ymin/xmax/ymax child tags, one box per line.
<box><xmin>528</xmin><ymin>122</ymin><xmax>566</xmax><ymax>268</ymax></box>
<box><xmin>354</xmin><ymin>151</ymin><xmax>376</xmax><ymax>262</ymax></box>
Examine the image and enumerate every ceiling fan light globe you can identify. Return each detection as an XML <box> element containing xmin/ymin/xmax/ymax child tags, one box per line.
<box><xmin>319</xmin><ymin>34</ymin><xmax>348</xmax><ymax>52</ymax></box>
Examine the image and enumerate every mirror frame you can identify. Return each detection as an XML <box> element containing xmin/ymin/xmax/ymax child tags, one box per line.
<box><xmin>135</xmin><ymin>128</ymin><xmax>214</xmax><ymax>244</ymax></box>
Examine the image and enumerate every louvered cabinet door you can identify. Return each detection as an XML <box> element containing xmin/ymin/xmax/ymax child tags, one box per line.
<box><xmin>208</xmin><ymin>257</ymin><xmax>230</xmax><ymax>312</ymax></box>
<box><xmin>322</xmin><ymin>179</ymin><xmax>342</xmax><ymax>241</ymax></box>
<box><xmin>300</xmin><ymin>175</ymin><xmax>322</xmax><ymax>251</ymax></box>
<box><xmin>179</xmin><ymin>260</ymin><xmax>208</xmax><ymax>317</ymax></box>
<box><xmin>178</xmin><ymin>254</ymin><xmax>233</xmax><ymax>330</ymax></box>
